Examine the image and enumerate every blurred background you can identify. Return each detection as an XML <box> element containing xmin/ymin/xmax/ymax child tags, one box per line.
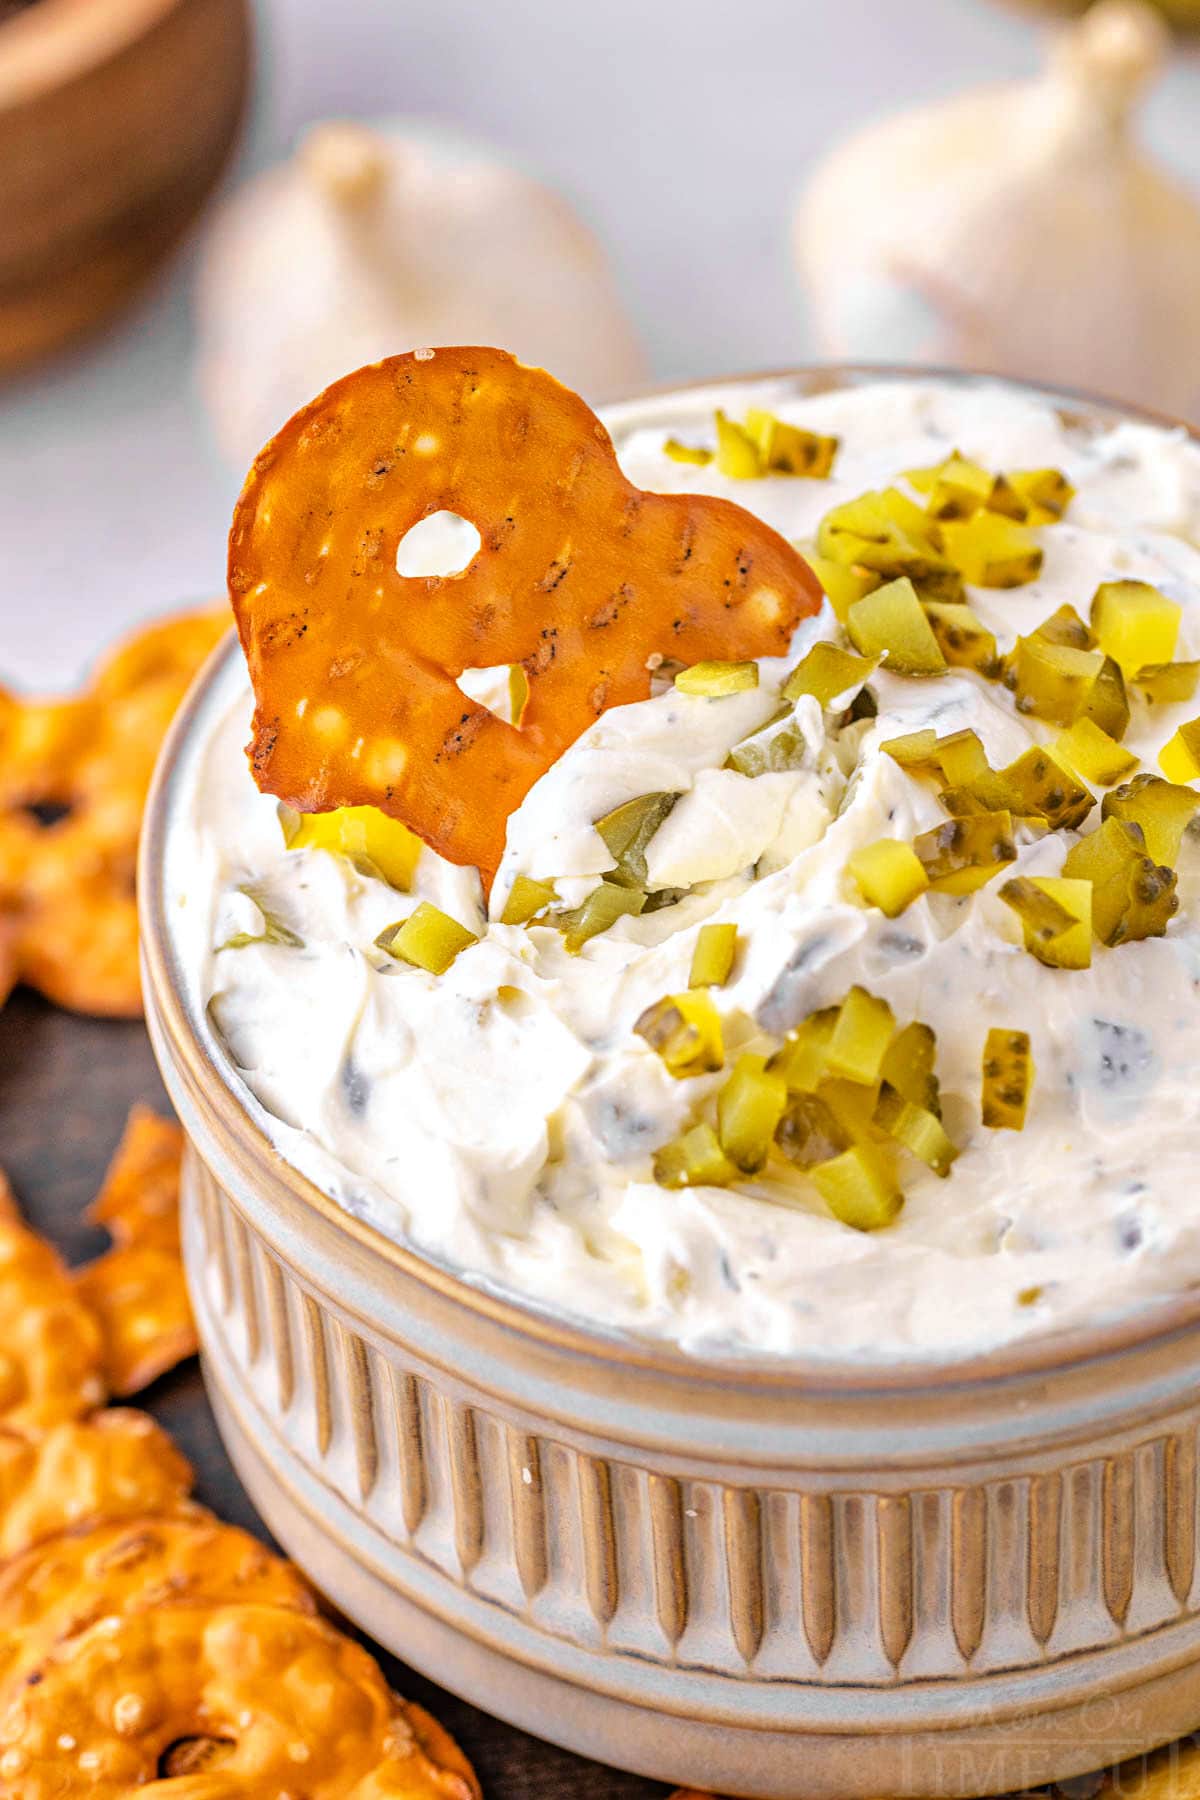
<box><xmin>3</xmin><ymin>0</ymin><xmax>1200</xmax><ymax>691</ymax></box>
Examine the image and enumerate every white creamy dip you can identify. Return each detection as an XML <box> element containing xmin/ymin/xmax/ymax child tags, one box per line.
<box><xmin>175</xmin><ymin>376</ymin><xmax>1200</xmax><ymax>1360</ymax></box>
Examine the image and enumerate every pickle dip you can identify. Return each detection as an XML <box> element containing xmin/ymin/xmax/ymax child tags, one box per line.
<box><xmin>174</xmin><ymin>376</ymin><xmax>1200</xmax><ymax>1360</ymax></box>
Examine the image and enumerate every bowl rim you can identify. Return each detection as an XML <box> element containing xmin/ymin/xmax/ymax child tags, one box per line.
<box><xmin>0</xmin><ymin>0</ymin><xmax>210</xmax><ymax>108</ymax></box>
<box><xmin>141</xmin><ymin>357</ymin><xmax>1200</xmax><ymax>1394</ymax></box>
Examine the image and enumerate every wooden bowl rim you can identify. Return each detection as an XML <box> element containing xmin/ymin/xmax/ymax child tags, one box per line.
<box><xmin>0</xmin><ymin>0</ymin><xmax>209</xmax><ymax>109</ymax></box>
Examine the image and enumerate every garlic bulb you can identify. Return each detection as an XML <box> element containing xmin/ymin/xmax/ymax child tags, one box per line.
<box><xmin>195</xmin><ymin>119</ymin><xmax>645</xmax><ymax>468</ymax></box>
<box><xmin>795</xmin><ymin>0</ymin><xmax>1200</xmax><ymax>422</ymax></box>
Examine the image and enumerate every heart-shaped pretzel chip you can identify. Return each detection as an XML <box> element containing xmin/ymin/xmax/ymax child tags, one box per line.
<box><xmin>229</xmin><ymin>347</ymin><xmax>823</xmax><ymax>883</ymax></box>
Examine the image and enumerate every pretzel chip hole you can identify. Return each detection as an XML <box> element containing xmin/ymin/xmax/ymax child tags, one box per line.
<box><xmin>22</xmin><ymin>799</ymin><xmax>73</xmax><ymax>829</ymax></box>
<box><xmin>395</xmin><ymin>511</ymin><xmax>482</xmax><ymax>579</ymax></box>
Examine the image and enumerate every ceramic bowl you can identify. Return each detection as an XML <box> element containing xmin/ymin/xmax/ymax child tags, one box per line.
<box><xmin>141</xmin><ymin>366</ymin><xmax>1200</xmax><ymax>1798</ymax></box>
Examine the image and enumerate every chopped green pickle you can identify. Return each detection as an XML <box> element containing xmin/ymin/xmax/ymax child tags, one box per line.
<box><xmin>674</xmin><ymin>660</ymin><xmax>760</xmax><ymax>697</ymax></box>
<box><xmin>499</xmin><ymin>874</ymin><xmax>557</xmax><ymax>926</ymax></box>
<box><xmin>920</xmin><ymin>455</ymin><xmax>1002</xmax><ymax>521</ymax></box>
<box><xmin>1102</xmin><ymin>773</ymin><xmax>1200</xmax><ymax>864</ymax></box>
<box><xmin>767</xmin><ymin>1007</ymin><xmax>839</xmax><ymax>1092</ymax></box>
<box><xmin>936</xmin><ymin>729</ymin><xmax>1003</xmax><ymax>799</ymax></box>
<box><xmin>1034</xmin><ymin>604</ymin><xmax>1096</xmax><ymax>650</ymax></box>
<box><xmin>782</xmin><ymin>641</ymin><xmax>875</xmax><ymax>706</ymax></box>
<box><xmin>805</xmin><ymin>555</ymin><xmax>881</xmax><ymax>623</ymax></box>
<box><xmin>594</xmin><ymin>792</ymin><xmax>679</xmax><ymax>885</ymax></box>
<box><xmin>218</xmin><ymin>893</ymin><xmax>303</xmax><ymax>954</ymax></box>
<box><xmin>846</xmin><ymin>838</ymin><xmax>929</xmax><ymax>917</ymax></box>
<box><xmin>880</xmin><ymin>727</ymin><xmax>940</xmax><ymax>772</ymax></box>
<box><xmin>912</xmin><ymin>811</ymin><xmax>1017</xmax><ymax>895</ymax></box>
<box><xmin>556</xmin><ymin>880</ymin><xmax>646</xmax><ymax>953</ymax></box>
<box><xmin>1084</xmin><ymin>656</ymin><xmax>1131</xmax><ymax>741</ymax></box>
<box><xmin>817</xmin><ymin>490</ymin><xmax>962</xmax><ymax>599</ymax></box>
<box><xmin>1062</xmin><ymin>817</ymin><xmax>1177</xmax><ymax>946</ymax></box>
<box><xmin>810</xmin><ymin>1144</ymin><xmax>902</xmax><ymax>1231</ymax></box>
<box><xmin>881</xmin><ymin>1021</ymin><xmax>941</xmax><ymax>1116</ymax></box>
<box><xmin>714</xmin><ymin>410</ymin><xmax>762</xmax><ymax>480</ymax></box>
<box><xmin>1159</xmin><ymin>718</ymin><xmax>1200</xmax><ymax>784</ymax></box>
<box><xmin>774</xmin><ymin>1091</ymin><xmax>851</xmax><ymax>1168</ymax></box>
<box><xmin>939</xmin><ymin>513</ymin><xmax>1043</xmax><ymax>588</ymax></box>
<box><xmin>999</xmin><ymin>876</ymin><xmax>1092</xmax><ymax>969</ymax></box>
<box><xmin>825</xmin><ymin>985</ymin><xmax>896</xmax><ymax>1086</ymax></box>
<box><xmin>689</xmin><ymin>922</ymin><xmax>738</xmax><ymax>988</ymax></box>
<box><xmin>725</xmin><ymin>714</ymin><xmax>808</xmax><ymax>777</ymax></box>
<box><xmin>1001</xmin><ymin>746</ymin><xmax>1094</xmax><ymax>831</ymax></box>
<box><xmin>1053</xmin><ymin>718</ymin><xmax>1138</xmax><ymax>787</ymax></box>
<box><xmin>921</xmin><ymin>601</ymin><xmax>999</xmax><ymax>677</ymax></box>
<box><xmin>1090</xmin><ymin>580</ymin><xmax>1181</xmax><ymax>675</ymax></box>
<box><xmin>653</xmin><ymin>1123</ymin><xmax>736</xmax><ymax>1190</ymax></box>
<box><xmin>744</xmin><ymin>407</ymin><xmax>839</xmax><ymax>478</ymax></box>
<box><xmin>981</xmin><ymin>1028</ymin><xmax>1033</xmax><ymax>1130</ymax></box>
<box><xmin>717</xmin><ymin>1053</ymin><xmax>789</xmax><ymax>1172</ymax></box>
<box><xmin>1009</xmin><ymin>635</ymin><xmax>1106</xmax><ymax>727</ymax></box>
<box><xmin>847</xmin><ymin>577</ymin><xmax>947</xmax><ymax>676</ymax></box>
<box><xmin>663</xmin><ymin>436</ymin><xmax>713</xmax><ymax>467</ymax></box>
<box><xmin>279</xmin><ymin>802</ymin><xmax>422</xmax><ymax>891</ymax></box>
<box><xmin>873</xmin><ymin>1082</ymin><xmax>958</xmax><ymax>1177</ymax></box>
<box><xmin>376</xmin><ymin>902</ymin><xmax>478</xmax><ymax>974</ymax></box>
<box><xmin>1007</xmin><ymin>468</ymin><xmax>1075</xmax><ymax>525</ymax></box>
<box><xmin>1134</xmin><ymin>661</ymin><xmax>1200</xmax><ymax>705</ymax></box>
<box><xmin>634</xmin><ymin>990</ymin><xmax>725</xmax><ymax>1078</ymax></box>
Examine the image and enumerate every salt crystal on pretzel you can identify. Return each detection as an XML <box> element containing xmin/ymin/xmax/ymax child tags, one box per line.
<box><xmin>1</xmin><ymin>1601</ymin><xmax>481</xmax><ymax>1800</ymax></box>
<box><xmin>229</xmin><ymin>347</ymin><xmax>823</xmax><ymax>885</ymax></box>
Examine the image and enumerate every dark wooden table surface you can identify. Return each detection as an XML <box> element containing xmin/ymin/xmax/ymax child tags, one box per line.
<box><xmin>0</xmin><ymin>989</ymin><xmax>667</xmax><ymax>1800</ymax></box>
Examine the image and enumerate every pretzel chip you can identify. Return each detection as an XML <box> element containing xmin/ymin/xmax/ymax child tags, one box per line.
<box><xmin>74</xmin><ymin>1106</ymin><xmax>196</xmax><ymax>1395</ymax></box>
<box><xmin>0</xmin><ymin>1410</ymin><xmax>193</xmax><ymax>1561</ymax></box>
<box><xmin>0</xmin><ymin>1513</ymin><xmax>312</xmax><ymax>1705</ymax></box>
<box><xmin>230</xmin><ymin>347</ymin><xmax>823</xmax><ymax>884</ymax></box>
<box><xmin>0</xmin><ymin>1210</ymin><xmax>105</xmax><ymax>1433</ymax></box>
<box><xmin>0</xmin><ymin>1602</ymin><xmax>481</xmax><ymax>1799</ymax></box>
<box><xmin>0</xmin><ymin>605</ymin><xmax>226</xmax><ymax>1017</ymax></box>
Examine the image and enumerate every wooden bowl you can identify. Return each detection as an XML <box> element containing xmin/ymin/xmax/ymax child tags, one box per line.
<box><xmin>0</xmin><ymin>0</ymin><xmax>250</xmax><ymax>375</ymax></box>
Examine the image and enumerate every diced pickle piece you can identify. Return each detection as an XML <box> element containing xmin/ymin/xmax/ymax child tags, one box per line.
<box><xmin>921</xmin><ymin>601</ymin><xmax>999</xmax><ymax>677</ymax></box>
<box><xmin>847</xmin><ymin>578</ymin><xmax>947</xmax><ymax>676</ymax></box>
<box><xmin>714</xmin><ymin>410</ymin><xmax>762</xmax><ymax>479</ymax></box>
<box><xmin>1102</xmin><ymin>773</ymin><xmax>1200</xmax><ymax>864</ymax></box>
<box><xmin>805</xmin><ymin>555</ymin><xmax>880</xmax><ymax>623</ymax></box>
<box><xmin>219</xmin><ymin>885</ymin><xmax>304</xmax><ymax>952</ymax></box>
<box><xmin>376</xmin><ymin>902</ymin><xmax>478</xmax><ymax>974</ymax></box>
<box><xmin>500</xmin><ymin>874</ymin><xmax>557</xmax><ymax>925</ymax></box>
<box><xmin>825</xmin><ymin>986</ymin><xmax>896</xmax><ymax>1085</ymax></box>
<box><xmin>674</xmin><ymin>660</ymin><xmax>759</xmax><ymax>697</ymax></box>
<box><xmin>279</xmin><ymin>802</ymin><xmax>422</xmax><ymax>891</ymax></box>
<box><xmin>653</xmin><ymin>1123</ymin><xmax>736</xmax><ymax>1190</ymax></box>
<box><xmin>1009</xmin><ymin>635</ymin><xmax>1105</xmax><ymax>727</ymax></box>
<box><xmin>881</xmin><ymin>1021</ymin><xmax>941</xmax><ymax>1116</ymax></box>
<box><xmin>595</xmin><ymin>792</ymin><xmax>679</xmax><ymax>885</ymax></box>
<box><xmin>782</xmin><ymin>641</ymin><xmax>875</xmax><ymax>706</ymax></box>
<box><xmin>663</xmin><ymin>437</ymin><xmax>713</xmax><ymax>467</ymax></box>
<box><xmin>1084</xmin><ymin>656</ymin><xmax>1131</xmax><ymax>741</ymax></box>
<box><xmin>940</xmin><ymin>514</ymin><xmax>1043</xmax><ymax>587</ymax></box>
<box><xmin>935</xmin><ymin>729</ymin><xmax>1003</xmax><ymax>800</ymax></box>
<box><xmin>725</xmin><ymin>714</ymin><xmax>807</xmax><ymax>776</ymax></box>
<box><xmin>1000</xmin><ymin>746</ymin><xmax>1094</xmax><ymax>831</ymax></box>
<box><xmin>810</xmin><ymin>1144</ymin><xmax>902</xmax><ymax>1231</ymax></box>
<box><xmin>817</xmin><ymin>491</ymin><xmax>961</xmax><ymax>597</ymax></box>
<box><xmin>1033</xmin><ymin>604</ymin><xmax>1095</xmax><ymax>650</ymax></box>
<box><xmin>1090</xmin><ymin>580</ymin><xmax>1181</xmax><ymax>675</ymax></box>
<box><xmin>1007</xmin><ymin>468</ymin><xmax>1074</xmax><ymax>525</ymax></box>
<box><xmin>880</xmin><ymin>727</ymin><xmax>940</xmax><ymax>772</ymax></box>
<box><xmin>1062</xmin><ymin>817</ymin><xmax>1177</xmax><ymax>946</ymax></box>
<box><xmin>556</xmin><ymin>880</ymin><xmax>646</xmax><ymax>952</ymax></box>
<box><xmin>922</xmin><ymin>455</ymin><xmax>1000</xmax><ymax>522</ymax></box>
<box><xmin>999</xmin><ymin>876</ymin><xmax>1092</xmax><ymax>969</ymax></box>
<box><xmin>846</xmin><ymin>839</ymin><xmax>929</xmax><ymax>917</ymax></box>
<box><xmin>689</xmin><ymin>922</ymin><xmax>738</xmax><ymax>988</ymax></box>
<box><xmin>816</xmin><ymin>1076</ymin><xmax>880</xmax><ymax>1142</ymax></box>
<box><xmin>767</xmin><ymin>1006</ymin><xmax>838</xmax><ymax>1093</ymax></box>
<box><xmin>717</xmin><ymin>1053</ymin><xmax>789</xmax><ymax>1172</ymax></box>
<box><xmin>913</xmin><ymin>811</ymin><xmax>1017</xmax><ymax>895</ymax></box>
<box><xmin>982</xmin><ymin>1028</ymin><xmax>1033</xmax><ymax>1130</ymax></box>
<box><xmin>1053</xmin><ymin>718</ymin><xmax>1138</xmax><ymax>787</ymax></box>
<box><xmin>775</xmin><ymin>1091</ymin><xmax>851</xmax><ymax>1168</ymax></box>
<box><xmin>1159</xmin><ymin>718</ymin><xmax>1200</xmax><ymax>784</ymax></box>
<box><xmin>634</xmin><ymin>990</ymin><xmax>725</xmax><ymax>1078</ymax></box>
<box><xmin>744</xmin><ymin>408</ymin><xmax>839</xmax><ymax>477</ymax></box>
<box><xmin>1134</xmin><ymin>661</ymin><xmax>1200</xmax><ymax>705</ymax></box>
<box><xmin>873</xmin><ymin>1082</ymin><xmax>958</xmax><ymax>1176</ymax></box>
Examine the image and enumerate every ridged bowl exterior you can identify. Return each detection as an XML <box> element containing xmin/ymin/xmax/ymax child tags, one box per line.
<box><xmin>142</xmin><ymin>367</ymin><xmax>1200</xmax><ymax>1798</ymax></box>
